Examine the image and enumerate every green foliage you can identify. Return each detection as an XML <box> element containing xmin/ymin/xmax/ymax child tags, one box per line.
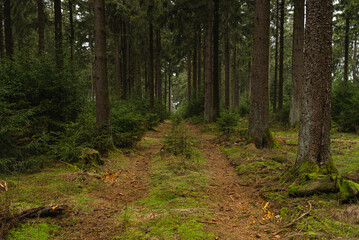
<box><xmin>9</xmin><ymin>222</ymin><xmax>60</xmax><ymax>240</ymax></box>
<box><xmin>179</xmin><ymin>97</ymin><xmax>204</xmax><ymax>119</ymax></box>
<box><xmin>216</xmin><ymin>111</ymin><xmax>239</xmax><ymax>135</ymax></box>
<box><xmin>332</xmin><ymin>83</ymin><xmax>359</xmax><ymax>132</ymax></box>
<box><xmin>163</xmin><ymin>122</ymin><xmax>197</xmax><ymax>158</ymax></box>
<box><xmin>0</xmin><ymin>54</ymin><xmax>85</xmax><ymax>173</ymax></box>
<box><xmin>238</xmin><ymin>98</ymin><xmax>250</xmax><ymax>117</ymax></box>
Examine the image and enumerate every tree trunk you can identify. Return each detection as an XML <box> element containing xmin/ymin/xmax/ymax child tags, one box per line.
<box><xmin>289</xmin><ymin>0</ymin><xmax>305</xmax><ymax>127</ymax></box>
<box><xmin>149</xmin><ymin>21</ymin><xmax>154</xmax><ymax>111</ymax></box>
<box><xmin>197</xmin><ymin>32</ymin><xmax>202</xmax><ymax>97</ymax></box>
<box><xmin>69</xmin><ymin>0</ymin><xmax>74</xmax><ymax>64</ymax></box>
<box><xmin>122</xmin><ymin>20</ymin><xmax>128</xmax><ymax>99</ymax></box>
<box><xmin>204</xmin><ymin>0</ymin><xmax>213</xmax><ymax>123</ymax></box>
<box><xmin>4</xmin><ymin>0</ymin><xmax>13</xmax><ymax>57</ymax></box>
<box><xmin>278</xmin><ymin>0</ymin><xmax>285</xmax><ymax>111</ymax></box>
<box><xmin>94</xmin><ymin>0</ymin><xmax>110</xmax><ymax>126</ymax></box>
<box><xmin>249</xmin><ymin>0</ymin><xmax>270</xmax><ymax>148</ymax></box>
<box><xmin>273</xmin><ymin>0</ymin><xmax>279</xmax><ymax>113</ymax></box>
<box><xmin>169</xmin><ymin>74</ymin><xmax>172</xmax><ymax>112</ymax></box>
<box><xmin>0</xmin><ymin>3</ymin><xmax>4</xmax><ymax>57</ymax></box>
<box><xmin>54</xmin><ymin>0</ymin><xmax>63</xmax><ymax>69</ymax></box>
<box><xmin>354</xmin><ymin>34</ymin><xmax>358</xmax><ymax>83</ymax></box>
<box><xmin>192</xmin><ymin>37</ymin><xmax>198</xmax><ymax>100</ymax></box>
<box><xmin>225</xmin><ymin>24</ymin><xmax>230</xmax><ymax>109</ymax></box>
<box><xmin>295</xmin><ymin>0</ymin><xmax>333</xmax><ymax>169</ymax></box>
<box><xmin>212</xmin><ymin>0</ymin><xmax>220</xmax><ymax>120</ymax></box>
<box><xmin>187</xmin><ymin>56</ymin><xmax>192</xmax><ymax>102</ymax></box>
<box><xmin>164</xmin><ymin>68</ymin><xmax>167</xmax><ymax>106</ymax></box>
<box><xmin>38</xmin><ymin>0</ymin><xmax>45</xmax><ymax>55</ymax></box>
<box><xmin>155</xmin><ymin>29</ymin><xmax>162</xmax><ymax>101</ymax></box>
<box><xmin>114</xmin><ymin>19</ymin><xmax>121</xmax><ymax>99</ymax></box>
<box><xmin>232</xmin><ymin>46</ymin><xmax>239</xmax><ymax>109</ymax></box>
<box><xmin>343</xmin><ymin>17</ymin><xmax>349</xmax><ymax>85</ymax></box>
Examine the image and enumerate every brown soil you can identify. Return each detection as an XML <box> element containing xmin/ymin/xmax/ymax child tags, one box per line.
<box><xmin>53</xmin><ymin>121</ymin><xmax>282</xmax><ymax>239</ymax></box>
<box><xmin>190</xmin><ymin>124</ymin><xmax>281</xmax><ymax>240</ymax></box>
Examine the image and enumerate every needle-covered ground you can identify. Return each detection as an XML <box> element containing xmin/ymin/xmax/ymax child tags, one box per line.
<box><xmin>1</xmin><ymin>119</ymin><xmax>359</xmax><ymax>239</ymax></box>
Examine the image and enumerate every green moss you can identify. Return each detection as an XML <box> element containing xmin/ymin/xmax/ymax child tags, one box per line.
<box><xmin>235</xmin><ymin>160</ymin><xmax>281</xmax><ymax>175</ymax></box>
<box><xmin>78</xmin><ymin>148</ymin><xmax>104</xmax><ymax>169</ymax></box>
<box><xmin>264</xmin><ymin>129</ymin><xmax>281</xmax><ymax>149</ymax></box>
<box><xmin>297</xmin><ymin>157</ymin><xmax>320</xmax><ymax>175</ymax></box>
<box><xmin>288</xmin><ymin>184</ymin><xmax>301</xmax><ymax>196</ymax></box>
<box><xmin>9</xmin><ymin>222</ymin><xmax>60</xmax><ymax>240</ymax></box>
<box><xmin>319</xmin><ymin>159</ymin><xmax>339</xmax><ymax>175</ymax></box>
<box><xmin>338</xmin><ymin>178</ymin><xmax>359</xmax><ymax>201</ymax></box>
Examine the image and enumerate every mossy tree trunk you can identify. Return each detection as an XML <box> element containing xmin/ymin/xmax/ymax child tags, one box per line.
<box><xmin>248</xmin><ymin>0</ymin><xmax>270</xmax><ymax>148</ymax></box>
<box><xmin>295</xmin><ymin>0</ymin><xmax>333</xmax><ymax>170</ymax></box>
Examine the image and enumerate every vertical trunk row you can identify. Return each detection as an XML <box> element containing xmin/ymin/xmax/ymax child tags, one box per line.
<box><xmin>192</xmin><ymin>37</ymin><xmax>198</xmax><ymax>100</ymax></box>
<box><xmin>54</xmin><ymin>0</ymin><xmax>63</xmax><ymax>69</ymax></box>
<box><xmin>343</xmin><ymin>17</ymin><xmax>349</xmax><ymax>85</ymax></box>
<box><xmin>114</xmin><ymin>19</ymin><xmax>121</xmax><ymax>99</ymax></box>
<box><xmin>94</xmin><ymin>0</ymin><xmax>110</xmax><ymax>125</ymax></box>
<box><xmin>232</xmin><ymin>46</ymin><xmax>239</xmax><ymax>109</ymax></box>
<box><xmin>187</xmin><ymin>57</ymin><xmax>192</xmax><ymax>102</ymax></box>
<box><xmin>212</xmin><ymin>0</ymin><xmax>220</xmax><ymax>120</ymax></box>
<box><xmin>295</xmin><ymin>0</ymin><xmax>333</xmax><ymax>169</ymax></box>
<box><xmin>69</xmin><ymin>0</ymin><xmax>74</xmax><ymax>63</ymax></box>
<box><xmin>273</xmin><ymin>0</ymin><xmax>279</xmax><ymax>112</ymax></box>
<box><xmin>278</xmin><ymin>0</ymin><xmax>285</xmax><ymax>111</ymax></box>
<box><xmin>354</xmin><ymin>35</ymin><xmax>358</xmax><ymax>83</ymax></box>
<box><xmin>289</xmin><ymin>0</ymin><xmax>305</xmax><ymax>127</ymax></box>
<box><xmin>149</xmin><ymin>21</ymin><xmax>154</xmax><ymax>111</ymax></box>
<box><xmin>224</xmin><ymin>0</ymin><xmax>230</xmax><ymax>110</ymax></box>
<box><xmin>122</xmin><ymin>21</ymin><xmax>128</xmax><ymax>99</ymax></box>
<box><xmin>197</xmin><ymin>32</ymin><xmax>202</xmax><ymax>97</ymax></box>
<box><xmin>169</xmin><ymin>74</ymin><xmax>172</xmax><ymax>112</ymax></box>
<box><xmin>249</xmin><ymin>0</ymin><xmax>270</xmax><ymax>148</ymax></box>
<box><xmin>4</xmin><ymin>0</ymin><xmax>13</xmax><ymax>57</ymax></box>
<box><xmin>0</xmin><ymin>2</ymin><xmax>4</xmax><ymax>57</ymax></box>
<box><xmin>155</xmin><ymin>29</ymin><xmax>162</xmax><ymax>101</ymax></box>
<box><xmin>38</xmin><ymin>0</ymin><xmax>44</xmax><ymax>55</ymax></box>
<box><xmin>204</xmin><ymin>0</ymin><xmax>213</xmax><ymax>123</ymax></box>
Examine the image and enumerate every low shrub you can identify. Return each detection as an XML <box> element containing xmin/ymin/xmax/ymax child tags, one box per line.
<box><xmin>216</xmin><ymin>111</ymin><xmax>239</xmax><ymax>135</ymax></box>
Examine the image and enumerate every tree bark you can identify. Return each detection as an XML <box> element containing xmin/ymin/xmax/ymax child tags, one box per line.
<box><xmin>232</xmin><ymin>46</ymin><xmax>239</xmax><ymax>109</ymax></box>
<box><xmin>114</xmin><ymin>19</ymin><xmax>121</xmax><ymax>99</ymax></box>
<box><xmin>149</xmin><ymin>21</ymin><xmax>154</xmax><ymax>111</ymax></box>
<box><xmin>212</xmin><ymin>0</ymin><xmax>220</xmax><ymax>120</ymax></box>
<box><xmin>343</xmin><ymin>17</ymin><xmax>349</xmax><ymax>85</ymax></box>
<box><xmin>54</xmin><ymin>0</ymin><xmax>63</xmax><ymax>69</ymax></box>
<box><xmin>289</xmin><ymin>0</ymin><xmax>305</xmax><ymax>127</ymax></box>
<box><xmin>169</xmin><ymin>74</ymin><xmax>172</xmax><ymax>112</ymax></box>
<box><xmin>278</xmin><ymin>0</ymin><xmax>285</xmax><ymax>111</ymax></box>
<box><xmin>273</xmin><ymin>0</ymin><xmax>279</xmax><ymax>113</ymax></box>
<box><xmin>122</xmin><ymin>20</ymin><xmax>128</xmax><ymax>99</ymax></box>
<box><xmin>249</xmin><ymin>0</ymin><xmax>270</xmax><ymax>148</ymax></box>
<box><xmin>187</xmin><ymin>56</ymin><xmax>192</xmax><ymax>102</ymax></box>
<box><xmin>155</xmin><ymin>29</ymin><xmax>162</xmax><ymax>101</ymax></box>
<box><xmin>197</xmin><ymin>32</ymin><xmax>202</xmax><ymax>97</ymax></box>
<box><xmin>354</xmin><ymin>34</ymin><xmax>358</xmax><ymax>83</ymax></box>
<box><xmin>0</xmin><ymin>3</ymin><xmax>4</xmax><ymax>57</ymax></box>
<box><xmin>69</xmin><ymin>0</ymin><xmax>74</xmax><ymax>64</ymax></box>
<box><xmin>4</xmin><ymin>0</ymin><xmax>13</xmax><ymax>57</ymax></box>
<box><xmin>38</xmin><ymin>0</ymin><xmax>45</xmax><ymax>55</ymax></box>
<box><xmin>204</xmin><ymin>0</ymin><xmax>213</xmax><ymax>123</ymax></box>
<box><xmin>192</xmin><ymin>37</ymin><xmax>198</xmax><ymax>100</ymax></box>
<box><xmin>94</xmin><ymin>0</ymin><xmax>110</xmax><ymax>126</ymax></box>
<box><xmin>225</xmin><ymin>26</ymin><xmax>230</xmax><ymax>109</ymax></box>
<box><xmin>295</xmin><ymin>0</ymin><xmax>333</xmax><ymax>169</ymax></box>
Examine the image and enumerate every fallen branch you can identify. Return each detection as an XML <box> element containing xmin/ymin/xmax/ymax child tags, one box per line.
<box><xmin>272</xmin><ymin>201</ymin><xmax>312</xmax><ymax>236</ymax></box>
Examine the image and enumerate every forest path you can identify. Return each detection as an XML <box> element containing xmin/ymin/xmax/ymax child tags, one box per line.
<box><xmin>189</xmin><ymin>123</ymin><xmax>280</xmax><ymax>240</ymax></box>
<box><xmin>55</xmin><ymin>121</ymin><xmax>280</xmax><ymax>239</ymax></box>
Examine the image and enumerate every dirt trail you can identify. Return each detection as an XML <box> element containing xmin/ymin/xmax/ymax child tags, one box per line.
<box><xmin>56</xmin><ymin>121</ymin><xmax>280</xmax><ymax>239</ymax></box>
<box><xmin>191</xmin><ymin>125</ymin><xmax>280</xmax><ymax>240</ymax></box>
<box><xmin>55</xmin><ymin>123</ymin><xmax>170</xmax><ymax>240</ymax></box>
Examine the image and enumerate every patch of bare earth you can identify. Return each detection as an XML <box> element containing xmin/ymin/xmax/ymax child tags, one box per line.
<box><xmin>54</xmin><ymin>122</ymin><xmax>170</xmax><ymax>240</ymax></box>
<box><xmin>190</xmin><ymin>124</ymin><xmax>281</xmax><ymax>240</ymax></box>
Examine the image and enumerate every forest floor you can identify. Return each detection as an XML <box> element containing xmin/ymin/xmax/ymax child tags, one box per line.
<box><xmin>1</xmin><ymin>120</ymin><xmax>359</xmax><ymax>239</ymax></box>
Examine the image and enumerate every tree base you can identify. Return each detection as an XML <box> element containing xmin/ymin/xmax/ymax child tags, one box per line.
<box><xmin>247</xmin><ymin>129</ymin><xmax>281</xmax><ymax>149</ymax></box>
<box><xmin>287</xmin><ymin>158</ymin><xmax>359</xmax><ymax>202</ymax></box>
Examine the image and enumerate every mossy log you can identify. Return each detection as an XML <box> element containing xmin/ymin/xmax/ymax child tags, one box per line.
<box><xmin>287</xmin><ymin>158</ymin><xmax>359</xmax><ymax>202</ymax></box>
